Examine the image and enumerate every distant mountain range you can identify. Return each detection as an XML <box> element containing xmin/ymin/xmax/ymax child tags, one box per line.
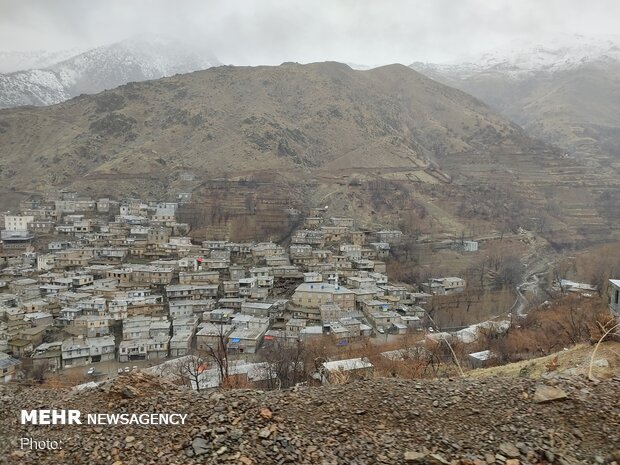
<box><xmin>0</xmin><ymin>36</ymin><xmax>220</xmax><ymax>108</ymax></box>
<box><xmin>413</xmin><ymin>34</ymin><xmax>620</xmax><ymax>77</ymax></box>
<box><xmin>1</xmin><ymin>36</ymin><xmax>620</xmax><ymax>245</ymax></box>
<box><xmin>411</xmin><ymin>34</ymin><xmax>620</xmax><ymax>164</ymax></box>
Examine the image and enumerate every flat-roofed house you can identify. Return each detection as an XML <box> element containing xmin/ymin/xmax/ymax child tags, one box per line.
<box><xmin>319</xmin><ymin>303</ymin><xmax>344</xmax><ymax>323</ymax></box>
<box><xmin>61</xmin><ymin>336</ymin><xmax>90</xmax><ymax>367</ymax></box>
<box><xmin>32</xmin><ymin>342</ymin><xmax>62</xmax><ymax>371</ymax></box>
<box><xmin>226</xmin><ymin>328</ymin><xmax>265</xmax><ymax>354</ymax></box>
<box><xmin>283</xmin><ymin>318</ymin><xmax>304</xmax><ymax>334</ymax></box>
<box><xmin>147</xmin><ymin>336</ymin><xmax>170</xmax><ymax>359</ymax></box>
<box><xmin>170</xmin><ymin>333</ymin><xmax>192</xmax><ymax>357</ymax></box>
<box><xmin>196</xmin><ymin>323</ymin><xmax>234</xmax><ymax>351</ymax></box>
<box><xmin>421</xmin><ymin>277</ymin><xmax>466</xmax><ymax>295</ymax></box>
<box><xmin>119</xmin><ymin>339</ymin><xmax>148</xmax><ymax>362</ymax></box>
<box><xmin>87</xmin><ymin>336</ymin><xmax>115</xmax><ymax>363</ymax></box>
<box><xmin>292</xmin><ymin>283</ymin><xmax>355</xmax><ymax>311</ymax></box>
<box><xmin>74</xmin><ymin>315</ymin><xmax>111</xmax><ymax>338</ymax></box>
<box><xmin>608</xmin><ymin>279</ymin><xmax>620</xmax><ymax>316</ymax></box>
<box><xmin>169</xmin><ymin>300</ymin><xmax>215</xmax><ymax>318</ymax></box>
<box><xmin>0</xmin><ymin>352</ymin><xmax>21</xmax><ymax>382</ymax></box>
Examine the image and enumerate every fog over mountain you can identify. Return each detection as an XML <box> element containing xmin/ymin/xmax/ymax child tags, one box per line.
<box><xmin>3</xmin><ymin>0</ymin><xmax>620</xmax><ymax>66</ymax></box>
<box><xmin>411</xmin><ymin>34</ymin><xmax>620</xmax><ymax>164</ymax></box>
<box><xmin>412</xmin><ymin>33</ymin><xmax>620</xmax><ymax>76</ymax></box>
<box><xmin>0</xmin><ymin>48</ymin><xmax>86</xmax><ymax>74</ymax></box>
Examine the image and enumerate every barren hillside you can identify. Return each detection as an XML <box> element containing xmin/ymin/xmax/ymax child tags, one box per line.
<box><xmin>0</xmin><ymin>62</ymin><xmax>522</xmax><ymax>190</ymax></box>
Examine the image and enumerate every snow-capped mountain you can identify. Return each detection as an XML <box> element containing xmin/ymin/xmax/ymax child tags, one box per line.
<box><xmin>0</xmin><ymin>69</ymin><xmax>71</xmax><ymax>107</ymax></box>
<box><xmin>412</xmin><ymin>33</ymin><xmax>620</xmax><ymax>79</ymax></box>
<box><xmin>472</xmin><ymin>34</ymin><xmax>620</xmax><ymax>75</ymax></box>
<box><xmin>0</xmin><ymin>36</ymin><xmax>220</xmax><ymax>109</ymax></box>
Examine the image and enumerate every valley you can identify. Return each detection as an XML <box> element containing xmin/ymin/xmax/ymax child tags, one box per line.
<box><xmin>3</xmin><ymin>4</ymin><xmax>620</xmax><ymax>464</ymax></box>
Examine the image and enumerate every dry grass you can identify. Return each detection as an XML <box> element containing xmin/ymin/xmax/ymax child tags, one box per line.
<box><xmin>327</xmin><ymin>369</ymin><xmax>352</xmax><ymax>385</ymax></box>
<box><xmin>468</xmin><ymin>341</ymin><xmax>620</xmax><ymax>379</ymax></box>
<box><xmin>588</xmin><ymin>320</ymin><xmax>620</xmax><ymax>380</ymax></box>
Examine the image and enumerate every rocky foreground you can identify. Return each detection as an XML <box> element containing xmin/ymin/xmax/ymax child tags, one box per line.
<box><xmin>1</xmin><ymin>373</ymin><xmax>619</xmax><ymax>465</ymax></box>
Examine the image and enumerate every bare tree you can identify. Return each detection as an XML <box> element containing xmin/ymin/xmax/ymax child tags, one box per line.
<box><xmin>260</xmin><ymin>338</ymin><xmax>309</xmax><ymax>389</ymax></box>
<box><xmin>175</xmin><ymin>353</ymin><xmax>208</xmax><ymax>391</ymax></box>
<box><xmin>547</xmin><ymin>258</ymin><xmax>576</xmax><ymax>294</ymax></box>
<box><xmin>489</xmin><ymin>255</ymin><xmax>525</xmax><ymax>290</ymax></box>
<box><xmin>27</xmin><ymin>360</ymin><xmax>49</xmax><ymax>384</ymax></box>
<box><xmin>204</xmin><ymin>323</ymin><xmax>230</xmax><ymax>386</ymax></box>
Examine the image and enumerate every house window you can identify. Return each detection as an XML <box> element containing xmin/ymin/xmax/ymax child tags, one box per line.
<box><xmin>615</xmin><ymin>289</ymin><xmax>619</xmax><ymax>305</ymax></box>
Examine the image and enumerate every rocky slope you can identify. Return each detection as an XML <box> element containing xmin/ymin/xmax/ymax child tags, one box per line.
<box><xmin>0</xmin><ymin>36</ymin><xmax>220</xmax><ymax>108</ymax></box>
<box><xmin>0</xmin><ymin>61</ymin><xmax>523</xmax><ymax>187</ymax></box>
<box><xmin>1</xmin><ymin>372</ymin><xmax>619</xmax><ymax>464</ymax></box>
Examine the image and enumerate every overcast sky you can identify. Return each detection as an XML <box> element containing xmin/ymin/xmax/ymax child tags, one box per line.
<box><xmin>1</xmin><ymin>0</ymin><xmax>620</xmax><ymax>65</ymax></box>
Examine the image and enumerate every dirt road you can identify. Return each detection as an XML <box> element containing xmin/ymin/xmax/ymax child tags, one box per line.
<box><xmin>511</xmin><ymin>233</ymin><xmax>556</xmax><ymax>315</ymax></box>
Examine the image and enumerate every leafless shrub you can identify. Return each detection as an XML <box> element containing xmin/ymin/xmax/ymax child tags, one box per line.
<box><xmin>481</xmin><ymin>295</ymin><xmax>612</xmax><ymax>363</ymax></box>
<box><xmin>173</xmin><ymin>354</ymin><xmax>208</xmax><ymax>391</ymax></box>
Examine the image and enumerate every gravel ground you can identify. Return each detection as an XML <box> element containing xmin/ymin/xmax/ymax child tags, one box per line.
<box><xmin>1</xmin><ymin>373</ymin><xmax>619</xmax><ymax>465</ymax></box>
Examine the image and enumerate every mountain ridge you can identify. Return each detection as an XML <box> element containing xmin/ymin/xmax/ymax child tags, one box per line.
<box><xmin>413</xmin><ymin>33</ymin><xmax>620</xmax><ymax>77</ymax></box>
<box><xmin>0</xmin><ymin>60</ymin><xmax>527</xmax><ymax>187</ymax></box>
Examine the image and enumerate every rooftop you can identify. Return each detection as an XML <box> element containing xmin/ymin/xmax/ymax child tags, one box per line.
<box><xmin>295</xmin><ymin>283</ymin><xmax>353</xmax><ymax>294</ymax></box>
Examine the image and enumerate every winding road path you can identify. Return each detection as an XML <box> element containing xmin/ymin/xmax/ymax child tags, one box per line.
<box><xmin>511</xmin><ymin>241</ymin><xmax>555</xmax><ymax>315</ymax></box>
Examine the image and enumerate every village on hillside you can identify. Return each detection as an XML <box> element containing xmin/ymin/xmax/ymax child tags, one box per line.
<box><xmin>0</xmin><ymin>191</ymin><xmax>618</xmax><ymax>389</ymax></box>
